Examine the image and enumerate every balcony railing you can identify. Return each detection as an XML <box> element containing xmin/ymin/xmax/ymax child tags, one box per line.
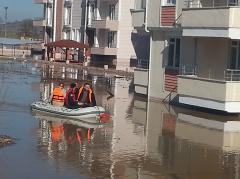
<box><xmin>185</xmin><ymin>0</ymin><xmax>240</xmax><ymax>8</ymax></box>
<box><xmin>93</xmin><ymin>43</ymin><xmax>117</xmax><ymax>48</ymax></box>
<box><xmin>224</xmin><ymin>69</ymin><xmax>240</xmax><ymax>81</ymax></box>
<box><xmin>137</xmin><ymin>59</ymin><xmax>149</xmax><ymax>69</ymax></box>
<box><xmin>180</xmin><ymin>66</ymin><xmax>240</xmax><ymax>81</ymax></box>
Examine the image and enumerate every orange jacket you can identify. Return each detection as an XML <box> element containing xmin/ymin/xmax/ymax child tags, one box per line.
<box><xmin>52</xmin><ymin>87</ymin><xmax>65</xmax><ymax>102</ymax></box>
<box><xmin>77</xmin><ymin>86</ymin><xmax>93</xmax><ymax>103</ymax></box>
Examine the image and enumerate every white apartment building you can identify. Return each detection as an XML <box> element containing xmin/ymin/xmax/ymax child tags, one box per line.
<box><xmin>133</xmin><ymin>0</ymin><xmax>240</xmax><ymax>113</ymax></box>
<box><xmin>87</xmin><ymin>0</ymin><xmax>138</xmax><ymax>71</ymax></box>
<box><xmin>34</xmin><ymin>0</ymin><xmax>86</xmax><ymax>42</ymax></box>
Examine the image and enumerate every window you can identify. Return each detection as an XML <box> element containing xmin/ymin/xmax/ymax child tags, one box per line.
<box><xmin>71</xmin><ymin>29</ymin><xmax>75</xmax><ymax>40</ymax></box>
<box><xmin>167</xmin><ymin>38</ymin><xmax>180</xmax><ymax>68</ymax></box>
<box><xmin>162</xmin><ymin>0</ymin><xmax>176</xmax><ymax>6</ymax></box>
<box><xmin>141</xmin><ymin>0</ymin><xmax>146</xmax><ymax>8</ymax></box>
<box><xmin>108</xmin><ymin>31</ymin><xmax>117</xmax><ymax>48</ymax></box>
<box><xmin>64</xmin><ymin>31</ymin><xmax>70</xmax><ymax>40</ymax></box>
<box><xmin>64</xmin><ymin>7</ymin><xmax>71</xmax><ymax>25</ymax></box>
<box><xmin>230</xmin><ymin>41</ymin><xmax>240</xmax><ymax>69</ymax></box>
<box><xmin>46</xmin><ymin>6</ymin><xmax>53</xmax><ymax>26</ymax></box>
<box><xmin>109</xmin><ymin>4</ymin><xmax>116</xmax><ymax>20</ymax></box>
<box><xmin>229</xmin><ymin>0</ymin><xmax>239</xmax><ymax>6</ymax></box>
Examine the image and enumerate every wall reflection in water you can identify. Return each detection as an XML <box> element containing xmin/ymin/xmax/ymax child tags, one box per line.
<box><xmin>35</xmin><ymin>64</ymin><xmax>240</xmax><ymax>179</ymax></box>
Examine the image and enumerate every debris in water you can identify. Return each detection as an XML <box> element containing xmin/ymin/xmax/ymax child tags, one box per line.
<box><xmin>0</xmin><ymin>135</ymin><xmax>14</xmax><ymax>147</ymax></box>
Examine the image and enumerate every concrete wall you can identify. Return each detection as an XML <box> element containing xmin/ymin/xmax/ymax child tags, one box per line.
<box><xmin>176</xmin><ymin>0</ymin><xmax>185</xmax><ymax>24</ymax></box>
<box><xmin>178</xmin><ymin>76</ymin><xmax>240</xmax><ymax>102</ymax></box>
<box><xmin>196</xmin><ymin>38</ymin><xmax>229</xmax><ymax>79</ymax></box>
<box><xmin>180</xmin><ymin>37</ymin><xmax>196</xmax><ymax>71</ymax></box>
<box><xmin>182</xmin><ymin>7</ymin><xmax>240</xmax><ymax>28</ymax></box>
<box><xmin>116</xmin><ymin>0</ymin><xmax>136</xmax><ymax>69</ymax></box>
<box><xmin>226</xmin><ymin>82</ymin><xmax>240</xmax><ymax>101</ymax></box>
<box><xmin>72</xmin><ymin>0</ymin><xmax>83</xmax><ymax>29</ymax></box>
<box><xmin>55</xmin><ymin>0</ymin><xmax>64</xmax><ymax>40</ymax></box>
<box><xmin>131</xmin><ymin>10</ymin><xmax>145</xmax><ymax>28</ymax></box>
<box><xmin>181</xmin><ymin>37</ymin><xmax>229</xmax><ymax>80</ymax></box>
<box><xmin>134</xmin><ymin>68</ymin><xmax>148</xmax><ymax>95</ymax></box>
<box><xmin>146</xmin><ymin>0</ymin><xmax>161</xmax><ymax>27</ymax></box>
<box><xmin>178</xmin><ymin>76</ymin><xmax>227</xmax><ymax>102</ymax></box>
<box><xmin>148</xmin><ymin>31</ymin><xmax>170</xmax><ymax>100</ymax></box>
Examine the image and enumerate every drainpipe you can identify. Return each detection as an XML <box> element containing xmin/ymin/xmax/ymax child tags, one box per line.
<box><xmin>83</xmin><ymin>0</ymin><xmax>88</xmax><ymax>62</ymax></box>
<box><xmin>83</xmin><ymin>0</ymin><xmax>88</xmax><ymax>44</ymax></box>
<box><xmin>144</xmin><ymin>0</ymin><xmax>149</xmax><ymax>33</ymax></box>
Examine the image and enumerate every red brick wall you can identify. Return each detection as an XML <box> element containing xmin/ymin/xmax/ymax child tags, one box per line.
<box><xmin>161</xmin><ymin>6</ymin><xmax>176</xmax><ymax>26</ymax></box>
<box><xmin>55</xmin><ymin>0</ymin><xmax>63</xmax><ymax>40</ymax></box>
<box><xmin>164</xmin><ymin>68</ymin><xmax>179</xmax><ymax>92</ymax></box>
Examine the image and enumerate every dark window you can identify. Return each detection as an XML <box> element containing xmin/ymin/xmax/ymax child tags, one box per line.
<box><xmin>167</xmin><ymin>38</ymin><xmax>180</xmax><ymax>68</ymax></box>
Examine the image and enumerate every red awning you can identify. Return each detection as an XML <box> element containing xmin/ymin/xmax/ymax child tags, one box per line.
<box><xmin>45</xmin><ymin>40</ymin><xmax>89</xmax><ymax>49</ymax></box>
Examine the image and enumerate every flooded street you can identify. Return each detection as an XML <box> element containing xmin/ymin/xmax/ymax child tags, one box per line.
<box><xmin>1</xmin><ymin>60</ymin><xmax>240</xmax><ymax>179</ymax></box>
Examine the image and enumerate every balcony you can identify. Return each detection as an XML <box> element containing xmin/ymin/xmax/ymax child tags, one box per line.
<box><xmin>34</xmin><ymin>0</ymin><xmax>53</xmax><ymax>4</ymax></box>
<box><xmin>64</xmin><ymin>0</ymin><xmax>72</xmax><ymax>7</ymax></box>
<box><xmin>92</xmin><ymin>19</ymin><xmax>119</xmax><ymax>31</ymax></box>
<box><xmin>182</xmin><ymin>0</ymin><xmax>240</xmax><ymax>39</ymax></box>
<box><xmin>130</xmin><ymin>9</ymin><xmax>145</xmax><ymax>29</ymax></box>
<box><xmin>178</xmin><ymin>70</ymin><xmax>240</xmax><ymax>113</ymax></box>
<box><xmin>91</xmin><ymin>45</ymin><xmax>118</xmax><ymax>56</ymax></box>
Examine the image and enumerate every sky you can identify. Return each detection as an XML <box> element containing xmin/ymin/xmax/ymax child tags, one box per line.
<box><xmin>1</xmin><ymin>0</ymin><xmax>42</xmax><ymax>22</ymax></box>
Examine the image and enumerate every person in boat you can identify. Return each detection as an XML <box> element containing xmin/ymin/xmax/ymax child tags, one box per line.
<box><xmin>74</xmin><ymin>82</ymin><xmax>80</xmax><ymax>98</ymax></box>
<box><xmin>49</xmin><ymin>82</ymin><xmax>66</xmax><ymax>106</ymax></box>
<box><xmin>64</xmin><ymin>83</ymin><xmax>80</xmax><ymax>109</ymax></box>
<box><xmin>77</xmin><ymin>83</ymin><xmax>96</xmax><ymax>107</ymax></box>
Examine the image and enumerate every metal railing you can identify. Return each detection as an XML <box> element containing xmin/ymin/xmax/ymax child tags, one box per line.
<box><xmin>224</xmin><ymin>69</ymin><xmax>240</xmax><ymax>81</ymax></box>
<box><xmin>137</xmin><ymin>59</ymin><xmax>149</xmax><ymax>69</ymax></box>
<box><xmin>180</xmin><ymin>65</ymin><xmax>197</xmax><ymax>76</ymax></box>
<box><xmin>185</xmin><ymin>0</ymin><xmax>240</xmax><ymax>8</ymax></box>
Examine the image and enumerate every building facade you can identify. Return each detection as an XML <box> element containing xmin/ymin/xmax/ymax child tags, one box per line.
<box><xmin>34</xmin><ymin>0</ymin><xmax>145</xmax><ymax>71</ymax></box>
<box><xmin>87</xmin><ymin>0</ymin><xmax>140</xmax><ymax>71</ymax></box>
<box><xmin>131</xmin><ymin>0</ymin><xmax>150</xmax><ymax>96</ymax></box>
<box><xmin>34</xmin><ymin>0</ymin><xmax>86</xmax><ymax>43</ymax></box>
<box><xmin>137</xmin><ymin>0</ymin><xmax>240</xmax><ymax>113</ymax></box>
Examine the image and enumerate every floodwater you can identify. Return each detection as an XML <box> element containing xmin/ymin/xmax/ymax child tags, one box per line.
<box><xmin>1</xmin><ymin>60</ymin><xmax>240</xmax><ymax>179</ymax></box>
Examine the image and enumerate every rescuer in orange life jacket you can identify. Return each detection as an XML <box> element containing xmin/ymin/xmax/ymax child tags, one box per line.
<box><xmin>49</xmin><ymin>82</ymin><xmax>66</xmax><ymax>106</ymax></box>
<box><xmin>77</xmin><ymin>83</ymin><xmax>96</xmax><ymax>107</ymax></box>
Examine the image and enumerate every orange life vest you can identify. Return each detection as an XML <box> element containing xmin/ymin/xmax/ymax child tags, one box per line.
<box><xmin>51</xmin><ymin>125</ymin><xmax>64</xmax><ymax>142</ymax></box>
<box><xmin>52</xmin><ymin>87</ymin><xmax>65</xmax><ymax>102</ymax></box>
<box><xmin>77</xmin><ymin>86</ymin><xmax>93</xmax><ymax>103</ymax></box>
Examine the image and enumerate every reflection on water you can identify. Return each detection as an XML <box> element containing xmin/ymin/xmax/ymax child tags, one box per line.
<box><xmin>1</xmin><ymin>61</ymin><xmax>240</xmax><ymax>178</ymax></box>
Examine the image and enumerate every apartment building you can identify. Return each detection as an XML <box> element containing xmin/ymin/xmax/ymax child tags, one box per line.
<box><xmin>132</xmin><ymin>0</ymin><xmax>179</xmax><ymax>96</ymax></box>
<box><xmin>142</xmin><ymin>0</ymin><xmax>240</xmax><ymax>113</ymax></box>
<box><xmin>34</xmin><ymin>0</ymin><xmax>86</xmax><ymax>43</ymax></box>
<box><xmin>87</xmin><ymin>0</ymin><xmax>138</xmax><ymax>71</ymax></box>
<box><xmin>178</xmin><ymin>0</ymin><xmax>240</xmax><ymax>113</ymax></box>
<box><xmin>131</xmin><ymin>0</ymin><xmax>150</xmax><ymax>96</ymax></box>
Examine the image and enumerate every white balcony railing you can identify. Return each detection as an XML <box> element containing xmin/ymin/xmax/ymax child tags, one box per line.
<box><xmin>180</xmin><ymin>66</ymin><xmax>240</xmax><ymax>82</ymax></box>
<box><xmin>185</xmin><ymin>0</ymin><xmax>240</xmax><ymax>8</ymax></box>
<box><xmin>224</xmin><ymin>69</ymin><xmax>240</xmax><ymax>81</ymax></box>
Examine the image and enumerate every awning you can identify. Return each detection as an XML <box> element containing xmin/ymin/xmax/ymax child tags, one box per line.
<box><xmin>45</xmin><ymin>40</ymin><xmax>89</xmax><ymax>49</ymax></box>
